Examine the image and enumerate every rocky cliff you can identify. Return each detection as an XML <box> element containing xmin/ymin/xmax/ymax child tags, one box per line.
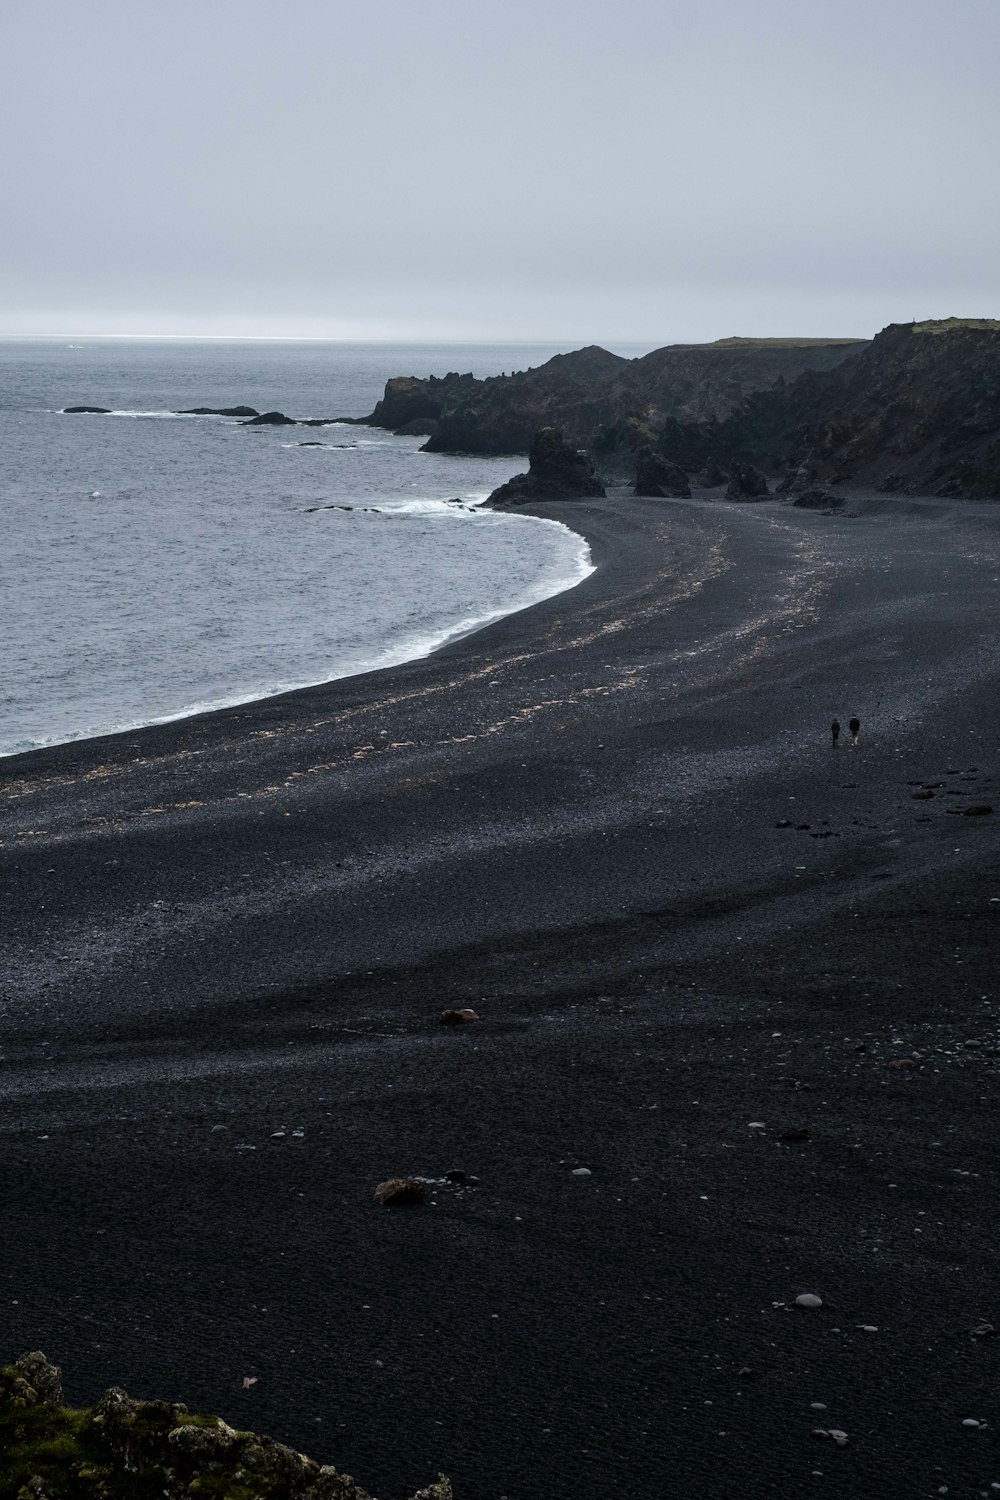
<box><xmin>360</xmin><ymin>321</ymin><xmax>1000</xmax><ymax>500</ymax></box>
<box><xmin>701</xmin><ymin>320</ymin><xmax>1000</xmax><ymax>498</ymax></box>
<box><xmin>359</xmin><ymin>340</ymin><xmax>865</xmax><ymax>455</ymax></box>
<box><xmin>0</xmin><ymin>1352</ymin><xmax>451</xmax><ymax>1500</ymax></box>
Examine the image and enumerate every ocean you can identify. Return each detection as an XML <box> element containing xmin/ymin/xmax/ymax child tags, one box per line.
<box><xmin>0</xmin><ymin>338</ymin><xmax>618</xmax><ymax>759</ymax></box>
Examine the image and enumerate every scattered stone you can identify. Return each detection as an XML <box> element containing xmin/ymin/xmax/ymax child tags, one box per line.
<box><xmin>792</xmin><ymin>488</ymin><xmax>844</xmax><ymax>511</ymax></box>
<box><xmin>828</xmin><ymin>1430</ymin><xmax>849</xmax><ymax>1447</ymax></box>
<box><xmin>857</xmin><ymin>1325</ymin><xmax>878</xmax><ymax>1332</ymax></box>
<box><xmin>810</xmin><ymin>1403</ymin><xmax>828</xmax><ymax>1411</ymax></box>
<box><xmin>962</xmin><ymin>1417</ymin><xmax>982</xmax><ymax>1428</ymax></box>
<box><xmin>444</xmin><ymin>1169</ymin><xmax>468</xmax><ymax>1183</ymax></box>
<box><xmin>887</xmin><ymin>1058</ymin><xmax>915</xmax><ymax>1069</ymax></box>
<box><xmin>438</xmin><ymin>1007</ymin><xmax>479</xmax><ymax>1025</ymax></box>
<box><xmin>737</xmin><ymin>1367</ymin><xmax>755</xmax><ymax>1378</ymax></box>
<box><xmin>970</xmin><ymin>1322</ymin><xmax>995</xmax><ymax>1338</ymax></box>
<box><xmin>373</xmin><ymin>1177</ymin><xmax>426</xmax><ymax>1206</ymax></box>
<box><xmin>571</xmin><ymin>1167</ymin><xmax>592</xmax><ymax>1177</ymax></box>
<box><xmin>782</xmin><ymin>1127</ymin><xmax>810</xmax><ymax>1142</ymax></box>
<box><xmin>795</xmin><ymin>1294</ymin><xmax>823</xmax><ymax>1309</ymax></box>
<box><xmin>911</xmin><ymin>789</ymin><xmax>935</xmax><ymax>800</ymax></box>
<box><xmin>962</xmin><ymin>804</ymin><xmax>993</xmax><ymax>816</ymax></box>
<box><xmin>775</xmin><ymin>818</ymin><xmax>793</xmax><ymax>828</ymax></box>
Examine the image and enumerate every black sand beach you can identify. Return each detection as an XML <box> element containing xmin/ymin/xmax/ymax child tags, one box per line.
<box><xmin>1</xmin><ymin>494</ymin><xmax>998</xmax><ymax>1499</ymax></box>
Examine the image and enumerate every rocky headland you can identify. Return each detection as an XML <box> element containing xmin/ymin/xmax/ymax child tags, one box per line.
<box><xmin>357</xmin><ymin>340</ymin><xmax>865</xmax><ymax>456</ymax></box>
<box><xmin>361</xmin><ymin>319</ymin><xmax>1000</xmax><ymax>499</ymax></box>
<box><xmin>0</xmin><ymin>1353</ymin><xmax>451</xmax><ymax>1500</ymax></box>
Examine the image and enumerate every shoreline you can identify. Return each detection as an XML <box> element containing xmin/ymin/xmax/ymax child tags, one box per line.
<box><xmin>2</xmin><ymin>493</ymin><xmax>999</xmax><ymax>1500</ymax></box>
<box><xmin>0</xmin><ymin>500</ymin><xmax>594</xmax><ymax>767</ymax></box>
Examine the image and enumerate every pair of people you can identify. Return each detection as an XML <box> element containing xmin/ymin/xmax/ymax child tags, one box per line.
<box><xmin>831</xmin><ymin>717</ymin><xmax>860</xmax><ymax>746</ymax></box>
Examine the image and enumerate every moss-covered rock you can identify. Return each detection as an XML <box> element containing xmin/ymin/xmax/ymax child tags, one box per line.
<box><xmin>0</xmin><ymin>1354</ymin><xmax>452</xmax><ymax>1500</ymax></box>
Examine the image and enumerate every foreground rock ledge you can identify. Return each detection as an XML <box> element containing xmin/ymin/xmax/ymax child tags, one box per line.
<box><xmin>0</xmin><ymin>1352</ymin><xmax>452</xmax><ymax>1500</ymax></box>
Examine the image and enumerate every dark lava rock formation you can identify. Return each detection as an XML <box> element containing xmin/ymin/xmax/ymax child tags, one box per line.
<box><xmin>62</xmin><ymin>406</ymin><xmax>111</xmax><ymax>414</ymax></box>
<box><xmin>0</xmin><ymin>1352</ymin><xmax>451</xmax><ymax>1500</ymax></box>
<box><xmin>487</xmin><ymin>427</ymin><xmax>606</xmax><ymax>506</ymax></box>
<box><xmin>359</xmin><ymin>340</ymin><xmax>865</xmax><ymax>459</ymax></box>
<box><xmin>176</xmin><ymin>405</ymin><xmax>260</xmax><ymax>417</ymax></box>
<box><xmin>393</xmin><ymin>416</ymin><xmax>441</xmax><ymax>437</ymax></box>
<box><xmin>634</xmin><ymin>449</ymin><xmax>691</xmax><ymax>497</ymax></box>
<box><xmin>360</xmin><ymin>321</ymin><xmax>1000</xmax><ymax>499</ymax></box>
<box><xmin>242</xmin><ymin>410</ymin><xmax>299</xmax><ymax>426</ymax></box>
<box><xmin>725</xmin><ymin>462</ymin><xmax>770</xmax><ymax>499</ymax></box>
<box><xmin>721</xmin><ymin>320</ymin><xmax>1000</xmax><ymax>499</ymax></box>
<box><xmin>363</xmin><ymin>372</ymin><xmax>480</xmax><ymax>435</ymax></box>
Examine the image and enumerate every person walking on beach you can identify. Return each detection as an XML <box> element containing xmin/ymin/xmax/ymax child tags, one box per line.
<box><xmin>849</xmin><ymin>715</ymin><xmax>861</xmax><ymax>745</ymax></box>
<box><xmin>831</xmin><ymin>718</ymin><xmax>840</xmax><ymax>747</ymax></box>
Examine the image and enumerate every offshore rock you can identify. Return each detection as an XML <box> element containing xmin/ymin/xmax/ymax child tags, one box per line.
<box><xmin>487</xmin><ymin>427</ymin><xmax>606</xmax><ymax>506</ymax></box>
<box><xmin>634</xmin><ymin>449</ymin><xmax>691</xmax><ymax>497</ymax></box>
<box><xmin>243</xmin><ymin>410</ymin><xmax>298</xmax><ymax>426</ymax></box>
<box><xmin>176</xmin><ymin>405</ymin><xmax>259</xmax><ymax>417</ymax></box>
<box><xmin>726</xmin><ymin>462</ymin><xmax>770</xmax><ymax>499</ymax></box>
<box><xmin>62</xmin><ymin>406</ymin><xmax>110</xmax><ymax>414</ymax></box>
<box><xmin>0</xmin><ymin>1352</ymin><xmax>451</xmax><ymax>1500</ymax></box>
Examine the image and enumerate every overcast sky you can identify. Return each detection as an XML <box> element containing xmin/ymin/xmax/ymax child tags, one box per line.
<box><xmin>2</xmin><ymin>0</ymin><xmax>997</xmax><ymax>343</ymax></box>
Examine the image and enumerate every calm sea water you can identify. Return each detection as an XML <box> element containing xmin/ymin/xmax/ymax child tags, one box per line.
<box><xmin>0</xmin><ymin>339</ymin><xmax>631</xmax><ymax>758</ymax></box>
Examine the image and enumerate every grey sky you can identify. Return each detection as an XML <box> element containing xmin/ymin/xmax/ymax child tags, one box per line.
<box><xmin>2</xmin><ymin>0</ymin><xmax>997</xmax><ymax>341</ymax></box>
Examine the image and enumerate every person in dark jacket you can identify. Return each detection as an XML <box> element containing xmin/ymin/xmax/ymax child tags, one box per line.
<box><xmin>849</xmin><ymin>716</ymin><xmax>861</xmax><ymax>745</ymax></box>
<box><xmin>831</xmin><ymin>719</ymin><xmax>840</xmax><ymax>746</ymax></box>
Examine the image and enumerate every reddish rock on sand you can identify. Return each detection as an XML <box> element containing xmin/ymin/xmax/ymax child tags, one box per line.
<box><xmin>373</xmin><ymin>1178</ymin><xmax>426</xmax><ymax>1206</ymax></box>
<box><xmin>438</xmin><ymin>1007</ymin><xmax>479</xmax><ymax>1024</ymax></box>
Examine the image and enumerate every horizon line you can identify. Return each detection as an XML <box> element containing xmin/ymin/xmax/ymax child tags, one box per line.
<box><xmin>0</xmin><ymin>331</ymin><xmax>669</xmax><ymax>345</ymax></box>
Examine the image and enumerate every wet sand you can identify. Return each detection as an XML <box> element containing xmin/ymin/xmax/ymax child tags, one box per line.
<box><xmin>1</xmin><ymin>494</ymin><xmax>998</xmax><ymax>1498</ymax></box>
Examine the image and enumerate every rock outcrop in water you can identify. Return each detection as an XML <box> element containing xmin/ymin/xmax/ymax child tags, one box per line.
<box><xmin>177</xmin><ymin>405</ymin><xmax>260</xmax><ymax>417</ymax></box>
<box><xmin>0</xmin><ymin>1352</ymin><xmax>452</xmax><ymax>1500</ymax></box>
<box><xmin>62</xmin><ymin>406</ymin><xmax>111</xmax><ymax>414</ymax></box>
<box><xmin>242</xmin><ymin>410</ymin><xmax>299</xmax><ymax>426</ymax></box>
<box><xmin>487</xmin><ymin>427</ymin><xmax>606</xmax><ymax>505</ymax></box>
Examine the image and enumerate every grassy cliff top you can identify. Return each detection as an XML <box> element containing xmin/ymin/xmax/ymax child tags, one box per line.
<box><xmin>912</xmin><ymin>316</ymin><xmax>1000</xmax><ymax>334</ymax></box>
<box><xmin>702</xmin><ymin>336</ymin><xmax>869</xmax><ymax>348</ymax></box>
